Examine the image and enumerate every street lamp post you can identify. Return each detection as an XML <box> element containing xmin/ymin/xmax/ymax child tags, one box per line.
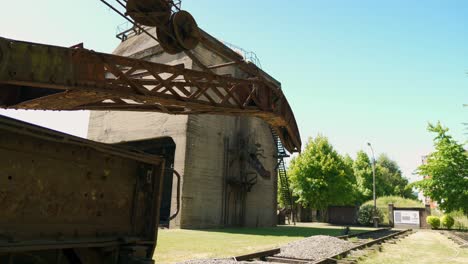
<box><xmin>367</xmin><ymin>142</ymin><xmax>378</xmax><ymax>227</ymax></box>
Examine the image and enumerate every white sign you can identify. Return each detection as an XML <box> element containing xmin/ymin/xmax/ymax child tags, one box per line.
<box><xmin>394</xmin><ymin>210</ymin><xmax>420</xmax><ymax>225</ymax></box>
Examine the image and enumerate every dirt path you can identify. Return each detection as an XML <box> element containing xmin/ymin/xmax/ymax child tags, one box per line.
<box><xmin>359</xmin><ymin>230</ymin><xmax>468</xmax><ymax>264</ymax></box>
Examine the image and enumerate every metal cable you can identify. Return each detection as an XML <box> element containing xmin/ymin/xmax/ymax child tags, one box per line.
<box><xmin>100</xmin><ymin>0</ymin><xmax>161</xmax><ymax>44</ymax></box>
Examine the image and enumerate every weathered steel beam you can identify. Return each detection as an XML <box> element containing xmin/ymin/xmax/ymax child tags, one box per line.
<box><xmin>234</xmin><ymin>247</ymin><xmax>281</xmax><ymax>261</ymax></box>
<box><xmin>207</xmin><ymin>61</ymin><xmax>240</xmax><ymax>69</ymax></box>
<box><xmin>0</xmin><ymin>37</ymin><xmax>301</xmax><ymax>152</ymax></box>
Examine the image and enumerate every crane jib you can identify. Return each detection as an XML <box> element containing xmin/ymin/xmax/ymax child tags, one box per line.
<box><xmin>0</xmin><ymin>37</ymin><xmax>301</xmax><ymax>153</ymax></box>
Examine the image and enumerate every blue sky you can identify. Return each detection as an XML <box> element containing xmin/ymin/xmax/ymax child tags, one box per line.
<box><xmin>0</xmin><ymin>0</ymin><xmax>466</xmax><ymax>180</ymax></box>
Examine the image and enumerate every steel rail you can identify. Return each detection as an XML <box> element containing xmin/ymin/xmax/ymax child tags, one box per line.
<box><xmin>442</xmin><ymin>231</ymin><xmax>468</xmax><ymax>248</ymax></box>
<box><xmin>225</xmin><ymin>228</ymin><xmax>411</xmax><ymax>263</ymax></box>
<box><xmin>336</xmin><ymin>227</ymin><xmax>391</xmax><ymax>239</ymax></box>
<box><xmin>313</xmin><ymin>229</ymin><xmax>412</xmax><ymax>264</ymax></box>
<box><xmin>234</xmin><ymin>248</ymin><xmax>281</xmax><ymax>261</ymax></box>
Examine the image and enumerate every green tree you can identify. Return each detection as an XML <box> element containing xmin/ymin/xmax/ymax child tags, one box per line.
<box><xmin>288</xmin><ymin>136</ymin><xmax>357</xmax><ymax>210</ymax></box>
<box><xmin>353</xmin><ymin>152</ymin><xmax>415</xmax><ymax>203</ymax></box>
<box><xmin>375</xmin><ymin>154</ymin><xmax>415</xmax><ymax>199</ymax></box>
<box><xmin>343</xmin><ymin>154</ymin><xmax>360</xmax><ymax>201</ymax></box>
<box><xmin>413</xmin><ymin>122</ymin><xmax>468</xmax><ymax>214</ymax></box>
<box><xmin>353</xmin><ymin>151</ymin><xmax>373</xmax><ymax>203</ymax></box>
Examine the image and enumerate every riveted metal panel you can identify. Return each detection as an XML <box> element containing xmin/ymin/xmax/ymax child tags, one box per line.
<box><xmin>0</xmin><ymin>116</ymin><xmax>164</xmax><ymax>262</ymax></box>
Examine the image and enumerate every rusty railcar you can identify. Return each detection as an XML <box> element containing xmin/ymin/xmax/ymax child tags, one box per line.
<box><xmin>0</xmin><ymin>115</ymin><xmax>164</xmax><ymax>263</ymax></box>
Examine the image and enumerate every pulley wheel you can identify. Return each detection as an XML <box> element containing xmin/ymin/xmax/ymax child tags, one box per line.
<box><xmin>126</xmin><ymin>0</ymin><xmax>171</xmax><ymax>27</ymax></box>
<box><xmin>157</xmin><ymin>25</ymin><xmax>184</xmax><ymax>55</ymax></box>
<box><xmin>172</xmin><ymin>10</ymin><xmax>200</xmax><ymax>50</ymax></box>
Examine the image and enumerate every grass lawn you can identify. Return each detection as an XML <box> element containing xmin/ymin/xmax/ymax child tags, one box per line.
<box><xmin>153</xmin><ymin>223</ymin><xmax>374</xmax><ymax>263</ymax></box>
<box><xmin>359</xmin><ymin>231</ymin><xmax>468</xmax><ymax>264</ymax></box>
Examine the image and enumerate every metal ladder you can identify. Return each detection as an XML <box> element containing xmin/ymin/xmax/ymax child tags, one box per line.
<box><xmin>271</xmin><ymin>129</ymin><xmax>296</xmax><ymax>225</ymax></box>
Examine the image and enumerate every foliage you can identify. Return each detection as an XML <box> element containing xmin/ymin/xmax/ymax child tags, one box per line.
<box><xmin>363</xmin><ymin>196</ymin><xmax>423</xmax><ymax>208</ymax></box>
<box><xmin>440</xmin><ymin>215</ymin><xmax>454</xmax><ymax>229</ymax></box>
<box><xmin>454</xmin><ymin>220</ymin><xmax>467</xmax><ymax>230</ymax></box>
<box><xmin>432</xmin><ymin>209</ymin><xmax>468</xmax><ymax>230</ymax></box>
<box><xmin>413</xmin><ymin>122</ymin><xmax>468</xmax><ymax>214</ymax></box>
<box><xmin>353</xmin><ymin>151</ymin><xmax>373</xmax><ymax>203</ymax></box>
<box><xmin>363</xmin><ymin>196</ymin><xmax>423</xmax><ymax>225</ymax></box>
<box><xmin>449</xmin><ymin>211</ymin><xmax>468</xmax><ymax>230</ymax></box>
<box><xmin>358</xmin><ymin>204</ymin><xmax>384</xmax><ymax>226</ymax></box>
<box><xmin>343</xmin><ymin>154</ymin><xmax>358</xmax><ymax>187</ymax></box>
<box><xmin>426</xmin><ymin>216</ymin><xmax>440</xmax><ymax>229</ymax></box>
<box><xmin>375</xmin><ymin>154</ymin><xmax>415</xmax><ymax>199</ymax></box>
<box><xmin>277</xmin><ymin>183</ymin><xmax>287</xmax><ymax>208</ymax></box>
<box><xmin>353</xmin><ymin>152</ymin><xmax>415</xmax><ymax>204</ymax></box>
<box><xmin>286</xmin><ymin>136</ymin><xmax>415</xmax><ymax>210</ymax></box>
<box><xmin>288</xmin><ymin>136</ymin><xmax>357</xmax><ymax>210</ymax></box>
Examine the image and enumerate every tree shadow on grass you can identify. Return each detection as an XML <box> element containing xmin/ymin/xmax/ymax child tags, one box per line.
<box><xmin>194</xmin><ymin>226</ymin><xmax>346</xmax><ymax>237</ymax></box>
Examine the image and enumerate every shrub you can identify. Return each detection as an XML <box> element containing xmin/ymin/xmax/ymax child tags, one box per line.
<box><xmin>454</xmin><ymin>221</ymin><xmax>467</xmax><ymax>231</ymax></box>
<box><xmin>358</xmin><ymin>204</ymin><xmax>384</xmax><ymax>226</ymax></box>
<box><xmin>363</xmin><ymin>196</ymin><xmax>423</xmax><ymax>208</ymax></box>
<box><xmin>448</xmin><ymin>210</ymin><xmax>468</xmax><ymax>231</ymax></box>
<box><xmin>426</xmin><ymin>216</ymin><xmax>440</xmax><ymax>229</ymax></box>
<box><xmin>362</xmin><ymin>196</ymin><xmax>424</xmax><ymax>225</ymax></box>
<box><xmin>441</xmin><ymin>215</ymin><xmax>455</xmax><ymax>229</ymax></box>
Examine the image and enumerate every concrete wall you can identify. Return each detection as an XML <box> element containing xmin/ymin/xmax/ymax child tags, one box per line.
<box><xmin>388</xmin><ymin>204</ymin><xmax>431</xmax><ymax>229</ymax></box>
<box><xmin>88</xmin><ymin>28</ymin><xmax>193</xmax><ymax>228</ymax></box>
<box><xmin>88</xmin><ymin>111</ymin><xmax>188</xmax><ymax>228</ymax></box>
<box><xmin>241</xmin><ymin>117</ymin><xmax>277</xmax><ymax>227</ymax></box>
<box><xmin>88</xmin><ymin>28</ymin><xmax>278</xmax><ymax>228</ymax></box>
<box><xmin>180</xmin><ymin>114</ymin><xmax>236</xmax><ymax>228</ymax></box>
<box><xmin>178</xmin><ymin>114</ymin><xmax>277</xmax><ymax>228</ymax></box>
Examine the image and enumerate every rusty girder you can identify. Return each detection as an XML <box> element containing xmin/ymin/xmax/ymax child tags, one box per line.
<box><xmin>0</xmin><ymin>37</ymin><xmax>301</xmax><ymax>152</ymax></box>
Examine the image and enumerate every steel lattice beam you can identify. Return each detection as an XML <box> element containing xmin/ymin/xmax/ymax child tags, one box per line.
<box><xmin>0</xmin><ymin>37</ymin><xmax>301</xmax><ymax>152</ymax></box>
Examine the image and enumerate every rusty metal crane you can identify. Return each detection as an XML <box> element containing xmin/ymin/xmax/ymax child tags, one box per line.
<box><xmin>0</xmin><ymin>1</ymin><xmax>302</xmax><ymax>263</ymax></box>
<box><xmin>0</xmin><ymin>0</ymin><xmax>301</xmax><ymax>153</ymax></box>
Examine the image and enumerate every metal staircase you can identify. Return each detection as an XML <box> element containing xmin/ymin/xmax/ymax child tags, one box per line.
<box><xmin>271</xmin><ymin>129</ymin><xmax>296</xmax><ymax>224</ymax></box>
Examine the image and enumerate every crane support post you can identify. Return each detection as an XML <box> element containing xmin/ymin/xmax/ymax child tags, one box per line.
<box><xmin>0</xmin><ymin>37</ymin><xmax>301</xmax><ymax>152</ymax></box>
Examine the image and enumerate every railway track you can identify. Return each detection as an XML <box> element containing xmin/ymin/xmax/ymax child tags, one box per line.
<box><xmin>231</xmin><ymin>228</ymin><xmax>412</xmax><ymax>264</ymax></box>
<box><xmin>442</xmin><ymin>231</ymin><xmax>468</xmax><ymax>248</ymax></box>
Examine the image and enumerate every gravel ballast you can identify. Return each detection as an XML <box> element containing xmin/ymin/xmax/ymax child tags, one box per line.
<box><xmin>276</xmin><ymin>235</ymin><xmax>355</xmax><ymax>261</ymax></box>
<box><xmin>180</xmin><ymin>235</ymin><xmax>356</xmax><ymax>263</ymax></box>
<box><xmin>179</xmin><ymin>259</ymin><xmax>265</xmax><ymax>264</ymax></box>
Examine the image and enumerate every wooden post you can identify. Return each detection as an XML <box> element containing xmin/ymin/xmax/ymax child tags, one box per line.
<box><xmin>423</xmin><ymin>204</ymin><xmax>431</xmax><ymax>228</ymax></box>
<box><xmin>388</xmin><ymin>203</ymin><xmax>394</xmax><ymax>227</ymax></box>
